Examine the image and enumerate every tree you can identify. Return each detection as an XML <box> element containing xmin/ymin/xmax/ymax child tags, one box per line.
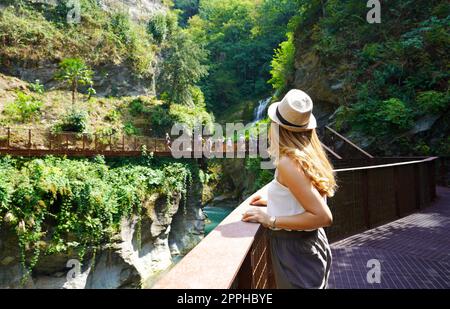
<box><xmin>55</xmin><ymin>58</ymin><xmax>94</xmax><ymax>107</ymax></box>
<box><xmin>174</xmin><ymin>0</ymin><xmax>200</xmax><ymax>27</ymax></box>
<box><xmin>160</xmin><ymin>31</ymin><xmax>208</xmax><ymax>106</ymax></box>
<box><xmin>147</xmin><ymin>12</ymin><xmax>169</xmax><ymax>44</ymax></box>
<box><xmin>188</xmin><ymin>0</ymin><xmax>299</xmax><ymax>112</ymax></box>
<box><xmin>269</xmin><ymin>32</ymin><xmax>295</xmax><ymax>92</ymax></box>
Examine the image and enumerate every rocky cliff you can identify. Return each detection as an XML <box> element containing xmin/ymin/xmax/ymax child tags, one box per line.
<box><xmin>98</xmin><ymin>0</ymin><xmax>165</xmax><ymax>21</ymax></box>
<box><xmin>288</xmin><ymin>1</ymin><xmax>449</xmax><ymax>156</ymax></box>
<box><xmin>0</xmin><ymin>1</ymin><xmax>167</xmax><ymax>97</ymax></box>
<box><xmin>0</xmin><ymin>184</ymin><xmax>205</xmax><ymax>289</ymax></box>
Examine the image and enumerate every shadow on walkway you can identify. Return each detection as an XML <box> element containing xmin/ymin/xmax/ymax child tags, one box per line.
<box><xmin>329</xmin><ymin>186</ymin><xmax>450</xmax><ymax>289</ymax></box>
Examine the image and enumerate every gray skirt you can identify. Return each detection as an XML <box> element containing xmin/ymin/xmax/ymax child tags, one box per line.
<box><xmin>268</xmin><ymin>227</ymin><xmax>332</xmax><ymax>289</ymax></box>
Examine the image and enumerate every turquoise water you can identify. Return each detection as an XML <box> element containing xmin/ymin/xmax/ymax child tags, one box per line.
<box><xmin>144</xmin><ymin>202</ymin><xmax>236</xmax><ymax>288</ymax></box>
<box><xmin>203</xmin><ymin>203</ymin><xmax>235</xmax><ymax>235</ymax></box>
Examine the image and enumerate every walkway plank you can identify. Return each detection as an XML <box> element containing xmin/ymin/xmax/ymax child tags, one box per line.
<box><xmin>329</xmin><ymin>186</ymin><xmax>450</xmax><ymax>289</ymax></box>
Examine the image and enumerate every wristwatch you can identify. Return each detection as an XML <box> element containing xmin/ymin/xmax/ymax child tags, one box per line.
<box><xmin>269</xmin><ymin>216</ymin><xmax>277</xmax><ymax>229</ymax></box>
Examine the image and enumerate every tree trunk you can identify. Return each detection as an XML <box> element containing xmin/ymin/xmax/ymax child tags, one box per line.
<box><xmin>72</xmin><ymin>79</ymin><xmax>77</xmax><ymax>108</ymax></box>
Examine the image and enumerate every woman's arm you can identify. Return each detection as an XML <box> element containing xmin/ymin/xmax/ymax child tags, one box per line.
<box><xmin>242</xmin><ymin>156</ymin><xmax>332</xmax><ymax>229</ymax></box>
<box><xmin>274</xmin><ymin>156</ymin><xmax>333</xmax><ymax>230</ymax></box>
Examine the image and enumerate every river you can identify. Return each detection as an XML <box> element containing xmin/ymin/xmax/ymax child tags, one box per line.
<box><xmin>203</xmin><ymin>201</ymin><xmax>236</xmax><ymax>235</ymax></box>
<box><xmin>144</xmin><ymin>201</ymin><xmax>236</xmax><ymax>288</ymax></box>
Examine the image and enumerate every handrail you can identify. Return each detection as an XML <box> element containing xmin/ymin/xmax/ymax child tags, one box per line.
<box><xmin>152</xmin><ymin>186</ymin><xmax>269</xmax><ymax>289</ymax></box>
<box><xmin>335</xmin><ymin>156</ymin><xmax>438</xmax><ymax>172</ymax></box>
<box><xmin>321</xmin><ymin>142</ymin><xmax>343</xmax><ymax>160</ymax></box>
<box><xmin>325</xmin><ymin>126</ymin><xmax>374</xmax><ymax>159</ymax></box>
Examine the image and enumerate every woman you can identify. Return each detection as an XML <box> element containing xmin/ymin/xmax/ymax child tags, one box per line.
<box><xmin>242</xmin><ymin>89</ymin><xmax>336</xmax><ymax>289</ymax></box>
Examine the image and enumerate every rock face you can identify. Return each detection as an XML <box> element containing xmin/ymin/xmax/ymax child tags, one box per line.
<box><xmin>0</xmin><ymin>1</ymin><xmax>166</xmax><ymax>97</ymax></box>
<box><xmin>291</xmin><ymin>51</ymin><xmax>344</xmax><ymax>125</ymax></box>
<box><xmin>24</xmin><ymin>0</ymin><xmax>165</xmax><ymax>21</ymax></box>
<box><xmin>293</xmin><ymin>51</ymin><xmax>347</xmax><ymax>103</ymax></box>
<box><xmin>169</xmin><ymin>181</ymin><xmax>206</xmax><ymax>257</ymax></box>
<box><xmin>4</xmin><ymin>62</ymin><xmax>155</xmax><ymax>97</ymax></box>
<box><xmin>98</xmin><ymin>0</ymin><xmax>165</xmax><ymax>21</ymax></box>
<box><xmin>0</xmin><ymin>190</ymin><xmax>205</xmax><ymax>289</ymax></box>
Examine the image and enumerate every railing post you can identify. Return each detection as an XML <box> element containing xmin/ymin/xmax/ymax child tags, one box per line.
<box><xmin>393</xmin><ymin>166</ymin><xmax>401</xmax><ymax>218</ymax></box>
<box><xmin>429</xmin><ymin>159</ymin><xmax>436</xmax><ymax>200</ymax></box>
<box><xmin>122</xmin><ymin>134</ymin><xmax>125</xmax><ymax>151</ymax></box>
<box><xmin>134</xmin><ymin>136</ymin><xmax>137</xmax><ymax>151</ymax></box>
<box><xmin>28</xmin><ymin>129</ymin><xmax>32</xmax><ymax>149</ymax></box>
<box><xmin>414</xmin><ymin>163</ymin><xmax>421</xmax><ymax>210</ymax></box>
<box><xmin>361</xmin><ymin>169</ymin><xmax>371</xmax><ymax>229</ymax></box>
<box><xmin>82</xmin><ymin>133</ymin><xmax>85</xmax><ymax>152</ymax></box>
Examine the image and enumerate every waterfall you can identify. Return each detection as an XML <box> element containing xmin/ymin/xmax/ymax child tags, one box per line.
<box><xmin>252</xmin><ymin>97</ymin><xmax>271</xmax><ymax>123</ymax></box>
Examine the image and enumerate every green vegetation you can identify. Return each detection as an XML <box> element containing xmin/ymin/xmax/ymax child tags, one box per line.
<box><xmin>4</xmin><ymin>91</ymin><xmax>43</xmax><ymax>122</ymax></box>
<box><xmin>269</xmin><ymin>32</ymin><xmax>295</xmax><ymax>93</ymax></box>
<box><xmin>0</xmin><ymin>1</ymin><xmax>214</xmax><ymax>138</ymax></box>
<box><xmin>28</xmin><ymin>80</ymin><xmax>45</xmax><ymax>94</ymax></box>
<box><xmin>272</xmin><ymin>0</ymin><xmax>450</xmax><ymax>155</ymax></box>
<box><xmin>147</xmin><ymin>11</ymin><xmax>176</xmax><ymax>44</ymax></box>
<box><xmin>174</xmin><ymin>0</ymin><xmax>199</xmax><ymax>27</ymax></box>
<box><xmin>416</xmin><ymin>90</ymin><xmax>449</xmax><ymax>114</ymax></box>
<box><xmin>0</xmin><ymin>155</ymin><xmax>195</xmax><ymax>283</ymax></box>
<box><xmin>159</xmin><ymin>31</ymin><xmax>208</xmax><ymax>106</ymax></box>
<box><xmin>0</xmin><ymin>1</ymin><xmax>155</xmax><ymax>76</ymax></box>
<box><xmin>53</xmin><ymin>109</ymin><xmax>89</xmax><ymax>133</ymax></box>
<box><xmin>180</xmin><ymin>0</ymin><xmax>299</xmax><ymax>114</ymax></box>
<box><xmin>55</xmin><ymin>58</ymin><xmax>94</xmax><ymax>107</ymax></box>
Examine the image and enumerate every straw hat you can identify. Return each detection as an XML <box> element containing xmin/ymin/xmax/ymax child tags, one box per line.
<box><xmin>267</xmin><ymin>89</ymin><xmax>317</xmax><ymax>132</ymax></box>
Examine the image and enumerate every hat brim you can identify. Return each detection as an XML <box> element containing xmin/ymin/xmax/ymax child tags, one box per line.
<box><xmin>267</xmin><ymin>102</ymin><xmax>317</xmax><ymax>132</ymax></box>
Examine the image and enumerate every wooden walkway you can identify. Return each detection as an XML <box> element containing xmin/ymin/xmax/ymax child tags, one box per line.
<box><xmin>329</xmin><ymin>186</ymin><xmax>450</xmax><ymax>289</ymax></box>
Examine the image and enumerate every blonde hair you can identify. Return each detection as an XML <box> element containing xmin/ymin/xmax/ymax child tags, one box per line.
<box><xmin>268</xmin><ymin>123</ymin><xmax>337</xmax><ymax>197</ymax></box>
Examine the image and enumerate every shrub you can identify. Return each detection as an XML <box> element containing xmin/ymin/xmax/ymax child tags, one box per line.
<box><xmin>147</xmin><ymin>12</ymin><xmax>168</xmax><ymax>44</ymax></box>
<box><xmin>128</xmin><ymin>98</ymin><xmax>146</xmax><ymax>116</ymax></box>
<box><xmin>104</xmin><ymin>109</ymin><xmax>121</xmax><ymax>123</ymax></box>
<box><xmin>4</xmin><ymin>91</ymin><xmax>42</xmax><ymax>122</ymax></box>
<box><xmin>375</xmin><ymin>98</ymin><xmax>413</xmax><ymax>131</ymax></box>
<box><xmin>28</xmin><ymin>80</ymin><xmax>45</xmax><ymax>94</ymax></box>
<box><xmin>416</xmin><ymin>91</ymin><xmax>449</xmax><ymax>114</ymax></box>
<box><xmin>169</xmin><ymin>103</ymin><xmax>215</xmax><ymax>132</ymax></box>
<box><xmin>348</xmin><ymin>98</ymin><xmax>414</xmax><ymax>137</ymax></box>
<box><xmin>54</xmin><ymin>110</ymin><xmax>89</xmax><ymax>133</ymax></box>
<box><xmin>149</xmin><ymin>105</ymin><xmax>174</xmax><ymax>136</ymax></box>
<box><xmin>123</xmin><ymin>122</ymin><xmax>140</xmax><ymax>136</ymax></box>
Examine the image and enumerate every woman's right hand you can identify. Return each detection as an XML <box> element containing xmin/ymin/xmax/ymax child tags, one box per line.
<box><xmin>249</xmin><ymin>194</ymin><xmax>267</xmax><ymax>207</ymax></box>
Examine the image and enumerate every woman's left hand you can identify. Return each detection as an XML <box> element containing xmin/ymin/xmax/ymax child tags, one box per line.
<box><xmin>242</xmin><ymin>208</ymin><xmax>270</xmax><ymax>227</ymax></box>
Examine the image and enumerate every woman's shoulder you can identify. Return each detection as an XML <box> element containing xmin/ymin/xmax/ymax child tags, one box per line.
<box><xmin>277</xmin><ymin>155</ymin><xmax>307</xmax><ymax>180</ymax></box>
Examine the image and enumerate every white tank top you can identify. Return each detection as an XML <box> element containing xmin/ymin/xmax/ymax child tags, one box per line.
<box><xmin>265</xmin><ymin>169</ymin><xmax>326</xmax><ymax>231</ymax></box>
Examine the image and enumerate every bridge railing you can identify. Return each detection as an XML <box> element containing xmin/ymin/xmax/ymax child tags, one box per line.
<box><xmin>152</xmin><ymin>156</ymin><xmax>438</xmax><ymax>289</ymax></box>
<box><xmin>0</xmin><ymin>127</ymin><xmax>169</xmax><ymax>156</ymax></box>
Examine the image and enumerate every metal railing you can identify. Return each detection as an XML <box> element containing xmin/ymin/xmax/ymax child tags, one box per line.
<box><xmin>320</xmin><ymin>126</ymin><xmax>374</xmax><ymax>159</ymax></box>
<box><xmin>152</xmin><ymin>157</ymin><xmax>438</xmax><ymax>289</ymax></box>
